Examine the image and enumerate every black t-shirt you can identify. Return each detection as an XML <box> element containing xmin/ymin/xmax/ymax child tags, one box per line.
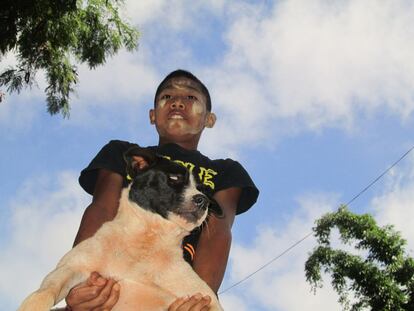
<box><xmin>79</xmin><ymin>140</ymin><xmax>259</xmax><ymax>263</ymax></box>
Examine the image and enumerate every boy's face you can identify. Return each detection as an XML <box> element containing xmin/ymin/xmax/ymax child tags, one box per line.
<box><xmin>150</xmin><ymin>77</ymin><xmax>215</xmax><ymax>143</ymax></box>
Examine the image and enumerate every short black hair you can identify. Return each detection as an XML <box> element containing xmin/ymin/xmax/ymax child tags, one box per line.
<box><xmin>154</xmin><ymin>69</ymin><xmax>212</xmax><ymax>111</ymax></box>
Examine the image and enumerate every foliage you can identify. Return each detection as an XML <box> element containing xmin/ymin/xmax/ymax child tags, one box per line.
<box><xmin>0</xmin><ymin>0</ymin><xmax>139</xmax><ymax>117</ymax></box>
<box><xmin>305</xmin><ymin>205</ymin><xmax>414</xmax><ymax>311</ymax></box>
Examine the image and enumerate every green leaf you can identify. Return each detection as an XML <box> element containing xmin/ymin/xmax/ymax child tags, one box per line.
<box><xmin>0</xmin><ymin>0</ymin><xmax>139</xmax><ymax>117</ymax></box>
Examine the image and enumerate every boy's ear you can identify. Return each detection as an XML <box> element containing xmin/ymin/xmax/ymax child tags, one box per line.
<box><xmin>149</xmin><ymin>109</ymin><xmax>155</xmax><ymax>124</ymax></box>
<box><xmin>205</xmin><ymin>112</ymin><xmax>216</xmax><ymax>128</ymax></box>
<box><xmin>123</xmin><ymin>145</ymin><xmax>158</xmax><ymax>179</ymax></box>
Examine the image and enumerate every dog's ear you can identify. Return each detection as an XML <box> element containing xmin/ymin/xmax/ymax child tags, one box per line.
<box><xmin>123</xmin><ymin>144</ymin><xmax>158</xmax><ymax>179</ymax></box>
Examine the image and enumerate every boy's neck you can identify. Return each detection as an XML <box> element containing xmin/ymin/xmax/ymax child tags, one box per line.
<box><xmin>158</xmin><ymin>137</ymin><xmax>199</xmax><ymax>151</ymax></box>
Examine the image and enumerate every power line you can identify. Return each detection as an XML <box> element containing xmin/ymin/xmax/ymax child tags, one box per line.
<box><xmin>345</xmin><ymin>144</ymin><xmax>414</xmax><ymax>206</ymax></box>
<box><xmin>218</xmin><ymin>143</ymin><xmax>414</xmax><ymax>295</ymax></box>
<box><xmin>219</xmin><ymin>231</ymin><xmax>313</xmax><ymax>295</ymax></box>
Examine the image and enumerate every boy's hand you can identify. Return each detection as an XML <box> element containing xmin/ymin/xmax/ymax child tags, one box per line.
<box><xmin>66</xmin><ymin>272</ymin><xmax>120</xmax><ymax>311</ymax></box>
<box><xmin>132</xmin><ymin>156</ymin><xmax>149</xmax><ymax>170</ymax></box>
<box><xmin>66</xmin><ymin>272</ymin><xmax>211</xmax><ymax>311</ymax></box>
<box><xmin>168</xmin><ymin>294</ymin><xmax>212</xmax><ymax>311</ymax></box>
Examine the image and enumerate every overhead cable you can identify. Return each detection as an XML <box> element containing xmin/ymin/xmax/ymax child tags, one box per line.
<box><xmin>219</xmin><ymin>143</ymin><xmax>414</xmax><ymax>295</ymax></box>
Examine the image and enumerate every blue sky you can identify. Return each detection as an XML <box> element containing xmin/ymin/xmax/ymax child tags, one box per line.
<box><xmin>1</xmin><ymin>1</ymin><xmax>414</xmax><ymax>310</ymax></box>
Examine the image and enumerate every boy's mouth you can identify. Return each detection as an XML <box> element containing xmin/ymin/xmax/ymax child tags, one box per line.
<box><xmin>168</xmin><ymin>111</ymin><xmax>185</xmax><ymax>120</ymax></box>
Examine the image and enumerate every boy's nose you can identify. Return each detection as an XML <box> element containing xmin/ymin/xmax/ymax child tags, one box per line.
<box><xmin>170</xmin><ymin>97</ymin><xmax>186</xmax><ymax>109</ymax></box>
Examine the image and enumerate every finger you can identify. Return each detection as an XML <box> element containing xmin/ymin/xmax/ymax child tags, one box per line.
<box><xmin>168</xmin><ymin>296</ymin><xmax>190</xmax><ymax>311</ymax></box>
<box><xmin>132</xmin><ymin>156</ymin><xmax>149</xmax><ymax>169</ymax></box>
<box><xmin>69</xmin><ymin>272</ymin><xmax>106</xmax><ymax>296</ymax></box>
<box><xmin>66</xmin><ymin>274</ymin><xmax>108</xmax><ymax>307</ymax></box>
<box><xmin>172</xmin><ymin>294</ymin><xmax>206</xmax><ymax>311</ymax></box>
<box><xmin>188</xmin><ymin>295</ymin><xmax>211</xmax><ymax>311</ymax></box>
<box><xmin>68</xmin><ymin>279</ymin><xmax>115</xmax><ymax>311</ymax></box>
<box><xmin>85</xmin><ymin>278</ymin><xmax>117</xmax><ymax>308</ymax></box>
<box><xmin>95</xmin><ymin>282</ymin><xmax>121</xmax><ymax>310</ymax></box>
<box><xmin>67</xmin><ymin>272</ymin><xmax>101</xmax><ymax>293</ymax></box>
<box><xmin>88</xmin><ymin>272</ymin><xmax>107</xmax><ymax>286</ymax></box>
<box><xmin>66</xmin><ymin>284</ymin><xmax>106</xmax><ymax>305</ymax></box>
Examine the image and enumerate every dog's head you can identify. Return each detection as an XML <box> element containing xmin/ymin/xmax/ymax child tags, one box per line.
<box><xmin>123</xmin><ymin>145</ymin><xmax>222</xmax><ymax>231</ymax></box>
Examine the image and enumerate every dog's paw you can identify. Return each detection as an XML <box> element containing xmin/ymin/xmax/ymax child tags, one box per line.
<box><xmin>18</xmin><ymin>289</ymin><xmax>55</xmax><ymax>311</ymax></box>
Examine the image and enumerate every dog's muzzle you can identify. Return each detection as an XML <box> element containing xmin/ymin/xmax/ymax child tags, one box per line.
<box><xmin>192</xmin><ymin>194</ymin><xmax>209</xmax><ymax>210</ymax></box>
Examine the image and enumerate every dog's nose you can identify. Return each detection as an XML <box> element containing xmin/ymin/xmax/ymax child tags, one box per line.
<box><xmin>192</xmin><ymin>194</ymin><xmax>208</xmax><ymax>209</ymax></box>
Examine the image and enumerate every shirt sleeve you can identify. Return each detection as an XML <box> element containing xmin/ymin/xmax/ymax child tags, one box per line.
<box><xmin>78</xmin><ymin>140</ymin><xmax>131</xmax><ymax>195</ymax></box>
<box><xmin>215</xmin><ymin>159</ymin><xmax>259</xmax><ymax>215</ymax></box>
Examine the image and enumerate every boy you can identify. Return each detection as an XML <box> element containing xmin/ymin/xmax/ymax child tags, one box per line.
<box><xmin>65</xmin><ymin>70</ymin><xmax>258</xmax><ymax>310</ymax></box>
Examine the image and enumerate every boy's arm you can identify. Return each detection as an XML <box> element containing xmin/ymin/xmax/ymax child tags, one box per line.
<box><xmin>192</xmin><ymin>187</ymin><xmax>241</xmax><ymax>293</ymax></box>
<box><xmin>67</xmin><ymin>169</ymin><xmax>123</xmax><ymax>310</ymax></box>
<box><xmin>73</xmin><ymin>169</ymin><xmax>123</xmax><ymax>245</ymax></box>
<box><xmin>74</xmin><ymin>154</ymin><xmax>149</xmax><ymax>245</ymax></box>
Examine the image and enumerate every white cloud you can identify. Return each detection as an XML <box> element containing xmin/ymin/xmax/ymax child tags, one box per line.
<box><xmin>0</xmin><ymin>52</ymin><xmax>46</xmax><ymax>131</ymax></box>
<box><xmin>75</xmin><ymin>49</ymin><xmax>159</xmax><ymax>107</ymax></box>
<box><xmin>219</xmin><ymin>293</ymin><xmax>249</xmax><ymax>311</ymax></box>
<box><xmin>174</xmin><ymin>0</ymin><xmax>413</xmax><ymax>156</ymax></box>
<box><xmin>123</xmin><ymin>0</ymin><xmax>165</xmax><ymax>26</ymax></box>
<box><xmin>0</xmin><ymin>51</ymin><xmax>20</xmax><ymax>71</ymax></box>
<box><xmin>124</xmin><ymin>0</ymin><xmax>228</xmax><ymax>29</ymax></box>
<box><xmin>0</xmin><ymin>90</ymin><xmax>41</xmax><ymax>133</ymax></box>
<box><xmin>221</xmin><ymin>193</ymin><xmax>342</xmax><ymax>311</ymax></box>
<box><xmin>203</xmin><ymin>0</ymin><xmax>414</xmax><ymax>151</ymax></box>
<box><xmin>0</xmin><ymin>172</ymin><xmax>89</xmax><ymax>309</ymax></box>
<box><xmin>200</xmin><ymin>69</ymin><xmax>273</xmax><ymax>156</ymax></box>
<box><xmin>64</xmin><ymin>48</ymin><xmax>160</xmax><ymax>129</ymax></box>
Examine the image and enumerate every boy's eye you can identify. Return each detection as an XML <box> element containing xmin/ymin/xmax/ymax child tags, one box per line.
<box><xmin>187</xmin><ymin>95</ymin><xmax>197</xmax><ymax>100</ymax></box>
<box><xmin>161</xmin><ymin>95</ymin><xmax>171</xmax><ymax>100</ymax></box>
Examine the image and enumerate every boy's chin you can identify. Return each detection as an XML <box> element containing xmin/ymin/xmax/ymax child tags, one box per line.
<box><xmin>160</xmin><ymin>131</ymin><xmax>201</xmax><ymax>142</ymax></box>
<box><xmin>159</xmin><ymin>126</ymin><xmax>204</xmax><ymax>139</ymax></box>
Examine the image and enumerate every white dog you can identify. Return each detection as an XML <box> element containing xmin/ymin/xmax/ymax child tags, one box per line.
<box><xmin>18</xmin><ymin>146</ymin><xmax>224</xmax><ymax>311</ymax></box>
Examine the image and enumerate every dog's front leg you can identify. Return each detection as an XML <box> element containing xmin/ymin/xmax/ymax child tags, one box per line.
<box><xmin>18</xmin><ymin>266</ymin><xmax>86</xmax><ymax>311</ymax></box>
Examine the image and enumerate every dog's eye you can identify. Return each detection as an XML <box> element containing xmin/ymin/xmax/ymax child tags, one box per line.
<box><xmin>168</xmin><ymin>174</ymin><xmax>184</xmax><ymax>184</ymax></box>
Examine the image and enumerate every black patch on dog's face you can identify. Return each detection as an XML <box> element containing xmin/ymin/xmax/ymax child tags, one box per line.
<box><xmin>124</xmin><ymin>144</ymin><xmax>222</xmax><ymax>222</ymax></box>
<box><xmin>128</xmin><ymin>157</ymin><xmax>191</xmax><ymax>218</ymax></box>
